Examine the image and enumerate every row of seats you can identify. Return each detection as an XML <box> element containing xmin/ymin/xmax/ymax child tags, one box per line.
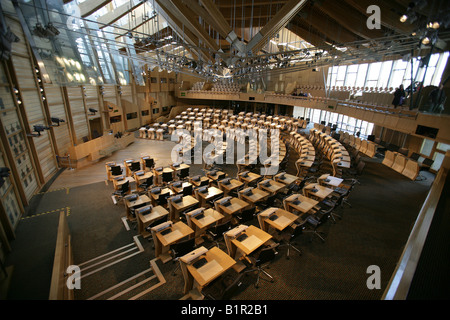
<box><xmin>339</xmin><ymin>132</ymin><xmax>377</xmax><ymax>158</ymax></box>
<box><xmin>382</xmin><ymin>150</ymin><xmax>420</xmax><ymax>181</ymax></box>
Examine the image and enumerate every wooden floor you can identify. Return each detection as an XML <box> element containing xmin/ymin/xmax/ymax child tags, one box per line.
<box><xmin>50</xmin><ymin>136</ymin><xmax>178</xmax><ymax>190</ymax></box>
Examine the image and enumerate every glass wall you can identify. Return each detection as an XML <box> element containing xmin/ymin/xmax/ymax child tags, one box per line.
<box><xmin>327</xmin><ymin>51</ymin><xmax>449</xmax><ymax>90</ymax></box>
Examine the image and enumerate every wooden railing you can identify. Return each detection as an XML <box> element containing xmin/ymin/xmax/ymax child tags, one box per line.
<box><xmin>49</xmin><ymin>211</ymin><xmax>73</xmax><ymax>300</ymax></box>
<box><xmin>382</xmin><ymin>150</ymin><xmax>450</xmax><ymax>299</ymax></box>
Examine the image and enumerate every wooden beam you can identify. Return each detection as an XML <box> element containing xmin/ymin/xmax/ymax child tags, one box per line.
<box><xmin>216</xmin><ymin>0</ymin><xmax>288</xmax><ymax>8</ymax></box>
<box><xmin>316</xmin><ymin>0</ymin><xmax>386</xmax><ymax>40</ymax></box>
<box><xmin>79</xmin><ymin>0</ymin><xmax>112</xmax><ymax>18</ymax></box>
<box><xmin>198</xmin><ymin>0</ymin><xmax>248</xmax><ymax>55</ymax></box>
<box><xmin>293</xmin><ymin>7</ymin><xmax>361</xmax><ymax>44</ymax></box>
<box><xmin>343</xmin><ymin>0</ymin><xmax>415</xmax><ymax>34</ymax></box>
<box><xmin>163</xmin><ymin>0</ymin><xmax>220</xmax><ymax>52</ymax></box>
<box><xmin>97</xmin><ymin>1</ymin><xmax>144</xmax><ymax>29</ymax></box>
<box><xmin>246</xmin><ymin>0</ymin><xmax>309</xmax><ymax>54</ymax></box>
<box><xmin>153</xmin><ymin>0</ymin><xmax>205</xmax><ymax>61</ymax></box>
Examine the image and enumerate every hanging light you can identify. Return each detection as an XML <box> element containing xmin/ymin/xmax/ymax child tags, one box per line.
<box><xmin>421</xmin><ymin>37</ymin><xmax>430</xmax><ymax>45</ymax></box>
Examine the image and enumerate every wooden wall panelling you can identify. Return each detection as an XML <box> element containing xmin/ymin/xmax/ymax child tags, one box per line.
<box><xmin>44</xmin><ymin>85</ymin><xmax>72</xmax><ymax>156</ymax></box>
<box><xmin>0</xmin><ymin>68</ymin><xmax>37</xmax><ymax>204</ymax></box>
<box><xmin>66</xmin><ymin>86</ymin><xmax>89</xmax><ymax>144</ymax></box>
<box><xmin>4</xmin><ymin>14</ymin><xmax>44</xmax><ymax>189</ymax></box>
<box><xmin>7</xmin><ymin>8</ymin><xmax>58</xmax><ymax>184</ymax></box>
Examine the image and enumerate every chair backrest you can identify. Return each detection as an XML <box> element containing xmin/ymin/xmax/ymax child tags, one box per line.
<box><xmin>121</xmin><ymin>180</ymin><xmax>130</xmax><ymax>192</ymax></box>
<box><xmin>200</xmin><ymin>179</ymin><xmax>209</xmax><ymax>186</ymax></box>
<box><xmin>111</xmin><ymin>165</ymin><xmax>122</xmax><ymax>175</ymax></box>
<box><xmin>239</xmin><ymin>207</ymin><xmax>256</xmax><ymax>223</ymax></box>
<box><xmin>145</xmin><ymin>158</ymin><xmax>155</xmax><ymax>168</ymax></box>
<box><xmin>157</xmin><ymin>192</ymin><xmax>170</xmax><ymax>206</ymax></box>
<box><xmin>163</xmin><ymin>171</ymin><xmax>173</xmax><ymax>183</ymax></box>
<box><xmin>179</xmin><ymin>168</ymin><xmax>189</xmax><ymax>178</ymax></box>
<box><xmin>182</xmin><ymin>185</ymin><xmax>193</xmax><ymax>196</ymax></box>
<box><xmin>170</xmin><ymin>237</ymin><xmax>196</xmax><ymax>258</ymax></box>
<box><xmin>144</xmin><ymin>176</ymin><xmax>153</xmax><ymax>186</ymax></box>
<box><xmin>255</xmin><ymin>247</ymin><xmax>276</xmax><ymax>267</ymax></box>
<box><xmin>213</xmin><ymin>220</ymin><xmax>231</xmax><ymax>238</ymax></box>
<box><xmin>131</xmin><ymin>161</ymin><xmax>141</xmax><ymax>172</ymax></box>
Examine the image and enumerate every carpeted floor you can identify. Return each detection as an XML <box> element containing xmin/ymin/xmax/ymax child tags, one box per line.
<box><xmin>4</xmin><ymin>131</ymin><xmax>435</xmax><ymax>301</ymax></box>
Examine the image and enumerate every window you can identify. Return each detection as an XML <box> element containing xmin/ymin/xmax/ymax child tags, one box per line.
<box><xmin>344</xmin><ymin>65</ymin><xmax>358</xmax><ymax>88</ymax></box>
<box><xmin>335</xmin><ymin>65</ymin><xmax>347</xmax><ymax>88</ymax></box>
<box><xmin>365</xmin><ymin>62</ymin><xmax>382</xmax><ymax>89</ymax></box>
<box><xmin>126</xmin><ymin>112</ymin><xmax>137</xmax><ymax>120</ymax></box>
<box><xmin>327</xmin><ymin>52</ymin><xmax>448</xmax><ymax>91</ymax></box>
<box><xmin>436</xmin><ymin>142</ymin><xmax>450</xmax><ymax>152</ymax></box>
<box><xmin>377</xmin><ymin>61</ymin><xmax>393</xmax><ymax>89</ymax></box>
<box><xmin>355</xmin><ymin>64</ymin><xmax>368</xmax><ymax>88</ymax></box>
<box><xmin>420</xmin><ymin>138</ymin><xmax>434</xmax><ymax>157</ymax></box>
<box><xmin>141</xmin><ymin>110</ymin><xmax>149</xmax><ymax>116</ymax></box>
<box><xmin>152</xmin><ymin>108</ymin><xmax>159</xmax><ymax>114</ymax></box>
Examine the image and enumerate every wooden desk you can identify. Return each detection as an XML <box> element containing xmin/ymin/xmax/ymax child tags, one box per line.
<box><xmin>318</xmin><ymin>174</ymin><xmax>344</xmax><ymax>188</ymax></box>
<box><xmin>274</xmin><ymin>172</ymin><xmax>299</xmax><ymax>185</ymax></box>
<box><xmin>304</xmin><ymin>183</ymin><xmax>334</xmax><ymax>200</ymax></box>
<box><xmin>218</xmin><ymin>179</ymin><xmax>244</xmax><ymax>195</ymax></box>
<box><xmin>257</xmin><ymin>179</ymin><xmax>285</xmax><ymax>195</ymax></box>
<box><xmin>149</xmin><ymin>187</ymin><xmax>174</xmax><ymax>206</ymax></box>
<box><xmin>298</xmin><ymin>155</ymin><xmax>315</xmax><ymax>162</ymax></box>
<box><xmin>154</xmin><ymin>167</ymin><xmax>174</xmax><ymax>185</ymax></box>
<box><xmin>134</xmin><ymin>171</ymin><xmax>153</xmax><ymax>189</ymax></box>
<box><xmin>112</xmin><ymin>176</ymin><xmax>133</xmax><ymax>190</ymax></box>
<box><xmin>137</xmin><ymin>205</ymin><xmax>169</xmax><ymax>238</ymax></box>
<box><xmin>170</xmin><ymin>181</ymin><xmax>192</xmax><ymax>194</ymax></box>
<box><xmin>283</xmin><ymin>193</ymin><xmax>318</xmax><ymax>214</ymax></box>
<box><xmin>152</xmin><ymin>221</ymin><xmax>194</xmax><ymax>263</ymax></box>
<box><xmin>238</xmin><ymin>187</ymin><xmax>269</xmax><ymax>206</ymax></box>
<box><xmin>296</xmin><ymin>159</ymin><xmax>314</xmax><ymax>168</ymax></box>
<box><xmin>215</xmin><ymin>197</ymin><xmax>250</xmax><ymax>218</ymax></box>
<box><xmin>124</xmin><ymin>159</ymin><xmax>135</xmax><ymax>176</ymax></box>
<box><xmin>225</xmin><ymin>225</ymin><xmax>272</xmax><ymax>259</ymax></box>
<box><xmin>185</xmin><ymin>208</ymin><xmax>224</xmax><ymax>239</ymax></box>
<box><xmin>258</xmin><ymin>207</ymin><xmax>298</xmax><ymax>233</ymax></box>
<box><xmin>171</xmin><ymin>163</ymin><xmax>190</xmax><ymax>177</ymax></box>
<box><xmin>195</xmin><ymin>186</ymin><xmax>224</xmax><ymax>207</ymax></box>
<box><xmin>206</xmin><ymin>171</ymin><xmax>227</xmax><ymax>182</ymax></box>
<box><xmin>180</xmin><ymin>246</ymin><xmax>236</xmax><ymax>294</ymax></box>
<box><xmin>333</xmin><ymin>159</ymin><xmax>351</xmax><ymax>168</ymax></box>
<box><xmin>169</xmin><ymin>195</ymin><xmax>199</xmax><ymax>221</ymax></box>
<box><xmin>190</xmin><ymin>176</ymin><xmax>210</xmax><ymax>187</ymax></box>
<box><xmin>124</xmin><ymin>194</ymin><xmax>151</xmax><ymax>221</ymax></box>
<box><xmin>238</xmin><ymin>171</ymin><xmax>261</xmax><ymax>185</ymax></box>
<box><xmin>105</xmin><ymin>162</ymin><xmax>116</xmax><ymax>180</ymax></box>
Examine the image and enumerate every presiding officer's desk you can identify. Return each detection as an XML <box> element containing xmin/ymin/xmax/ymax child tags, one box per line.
<box><xmin>180</xmin><ymin>246</ymin><xmax>236</xmax><ymax>295</ymax></box>
<box><xmin>151</xmin><ymin>221</ymin><xmax>194</xmax><ymax>263</ymax></box>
